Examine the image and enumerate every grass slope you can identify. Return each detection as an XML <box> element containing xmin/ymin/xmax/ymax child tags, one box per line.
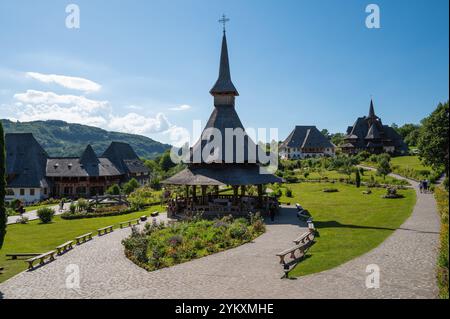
<box><xmin>0</xmin><ymin>205</ymin><xmax>164</xmax><ymax>283</ymax></box>
<box><xmin>390</xmin><ymin>156</ymin><xmax>430</xmax><ymax>171</ymax></box>
<box><xmin>279</xmin><ymin>183</ymin><xmax>416</xmax><ymax>276</ymax></box>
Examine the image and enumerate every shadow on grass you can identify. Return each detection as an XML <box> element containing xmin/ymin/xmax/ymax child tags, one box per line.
<box><xmin>315</xmin><ymin>220</ymin><xmax>439</xmax><ymax>234</ymax></box>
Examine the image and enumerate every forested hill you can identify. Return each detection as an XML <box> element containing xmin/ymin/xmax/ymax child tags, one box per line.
<box><xmin>1</xmin><ymin>119</ymin><xmax>171</xmax><ymax>159</ymax></box>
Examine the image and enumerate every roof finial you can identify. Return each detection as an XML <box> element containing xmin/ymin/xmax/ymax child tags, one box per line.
<box><xmin>219</xmin><ymin>14</ymin><xmax>230</xmax><ymax>33</ymax></box>
<box><xmin>369</xmin><ymin>96</ymin><xmax>376</xmax><ymax>118</ymax></box>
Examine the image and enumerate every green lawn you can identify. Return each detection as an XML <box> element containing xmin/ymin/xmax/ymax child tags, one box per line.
<box><xmin>293</xmin><ymin>169</ymin><xmax>409</xmax><ymax>186</ymax></box>
<box><xmin>390</xmin><ymin>156</ymin><xmax>430</xmax><ymax>171</ymax></box>
<box><xmin>24</xmin><ymin>203</ymin><xmax>58</xmax><ymax>213</ymax></box>
<box><xmin>0</xmin><ymin>204</ymin><xmax>165</xmax><ymax>283</ymax></box>
<box><xmin>278</xmin><ymin>183</ymin><xmax>416</xmax><ymax>277</ymax></box>
<box><xmin>364</xmin><ymin>156</ymin><xmax>433</xmax><ymax>181</ymax></box>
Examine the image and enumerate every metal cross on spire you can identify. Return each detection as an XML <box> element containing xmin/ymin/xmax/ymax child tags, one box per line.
<box><xmin>218</xmin><ymin>14</ymin><xmax>230</xmax><ymax>33</ymax></box>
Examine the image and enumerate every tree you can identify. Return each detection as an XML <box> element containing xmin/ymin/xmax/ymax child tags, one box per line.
<box><xmin>399</xmin><ymin>123</ymin><xmax>421</xmax><ymax>146</ymax></box>
<box><xmin>123</xmin><ymin>178</ymin><xmax>140</xmax><ymax>195</ymax></box>
<box><xmin>159</xmin><ymin>150</ymin><xmax>176</xmax><ymax>172</ymax></box>
<box><xmin>330</xmin><ymin>133</ymin><xmax>345</xmax><ymax>146</ymax></box>
<box><xmin>418</xmin><ymin>101</ymin><xmax>449</xmax><ymax>176</ymax></box>
<box><xmin>0</xmin><ymin>122</ymin><xmax>6</xmax><ymax>249</ymax></box>
<box><xmin>377</xmin><ymin>158</ymin><xmax>392</xmax><ymax>180</ymax></box>
<box><xmin>106</xmin><ymin>184</ymin><xmax>121</xmax><ymax>195</ymax></box>
<box><xmin>404</xmin><ymin>129</ymin><xmax>420</xmax><ymax>147</ymax></box>
<box><xmin>320</xmin><ymin>129</ymin><xmax>330</xmax><ymax>138</ymax></box>
<box><xmin>355</xmin><ymin>169</ymin><xmax>361</xmax><ymax>188</ymax></box>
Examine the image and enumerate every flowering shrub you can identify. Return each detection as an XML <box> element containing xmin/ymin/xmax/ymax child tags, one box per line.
<box><xmin>123</xmin><ymin>214</ymin><xmax>265</xmax><ymax>272</ymax></box>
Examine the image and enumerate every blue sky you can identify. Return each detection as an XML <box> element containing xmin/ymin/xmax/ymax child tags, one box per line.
<box><xmin>0</xmin><ymin>0</ymin><xmax>448</xmax><ymax>146</ymax></box>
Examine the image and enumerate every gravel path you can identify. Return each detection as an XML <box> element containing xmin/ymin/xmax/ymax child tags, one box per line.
<box><xmin>0</xmin><ymin>176</ymin><xmax>440</xmax><ymax>299</ymax></box>
<box><xmin>7</xmin><ymin>203</ymin><xmax>72</xmax><ymax>225</ymax></box>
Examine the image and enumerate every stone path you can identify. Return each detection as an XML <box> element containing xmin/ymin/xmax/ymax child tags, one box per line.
<box><xmin>0</xmin><ymin>176</ymin><xmax>440</xmax><ymax>299</ymax></box>
<box><xmin>7</xmin><ymin>203</ymin><xmax>71</xmax><ymax>225</ymax></box>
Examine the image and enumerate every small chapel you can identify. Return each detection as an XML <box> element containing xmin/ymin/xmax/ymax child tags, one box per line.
<box><xmin>162</xmin><ymin>18</ymin><xmax>282</xmax><ymax>218</ymax></box>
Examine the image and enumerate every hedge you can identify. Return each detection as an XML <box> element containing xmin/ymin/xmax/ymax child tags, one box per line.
<box><xmin>435</xmin><ymin>187</ymin><xmax>449</xmax><ymax>299</ymax></box>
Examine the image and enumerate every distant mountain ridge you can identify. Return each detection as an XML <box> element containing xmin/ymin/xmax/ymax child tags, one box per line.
<box><xmin>1</xmin><ymin>119</ymin><xmax>171</xmax><ymax>159</ymax></box>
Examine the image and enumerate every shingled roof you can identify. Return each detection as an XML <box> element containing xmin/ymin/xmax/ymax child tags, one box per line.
<box><xmin>365</xmin><ymin>123</ymin><xmax>381</xmax><ymax>140</ymax></box>
<box><xmin>102</xmin><ymin>142</ymin><xmax>149</xmax><ymax>175</ymax></box>
<box><xmin>209</xmin><ymin>33</ymin><xmax>239</xmax><ymax>96</ymax></box>
<box><xmin>46</xmin><ymin>157</ymin><xmax>120</xmax><ymax>177</ymax></box>
<box><xmin>6</xmin><ymin>133</ymin><xmax>49</xmax><ymax>188</ymax></box>
<box><xmin>162</xmin><ymin>164</ymin><xmax>282</xmax><ymax>186</ymax></box>
<box><xmin>343</xmin><ymin>100</ymin><xmax>408</xmax><ymax>152</ymax></box>
<box><xmin>47</xmin><ymin>143</ymin><xmax>121</xmax><ymax>177</ymax></box>
<box><xmin>163</xmin><ymin>29</ymin><xmax>281</xmax><ymax>186</ymax></box>
<box><xmin>80</xmin><ymin>145</ymin><xmax>100</xmax><ymax>164</ymax></box>
<box><xmin>280</xmin><ymin>126</ymin><xmax>334</xmax><ymax>149</ymax></box>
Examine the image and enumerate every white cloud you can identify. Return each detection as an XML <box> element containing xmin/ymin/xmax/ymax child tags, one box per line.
<box><xmin>26</xmin><ymin>72</ymin><xmax>101</xmax><ymax>93</ymax></box>
<box><xmin>16</xmin><ymin>103</ymin><xmax>107</xmax><ymax>127</ymax></box>
<box><xmin>9</xmin><ymin>87</ymin><xmax>190</xmax><ymax>146</ymax></box>
<box><xmin>163</xmin><ymin>125</ymin><xmax>191</xmax><ymax>147</ymax></box>
<box><xmin>125</xmin><ymin>105</ymin><xmax>143</xmax><ymax>110</ymax></box>
<box><xmin>169</xmin><ymin>104</ymin><xmax>191</xmax><ymax>111</ymax></box>
<box><xmin>12</xmin><ymin>90</ymin><xmax>109</xmax><ymax>127</ymax></box>
<box><xmin>108</xmin><ymin>112</ymin><xmax>170</xmax><ymax>135</ymax></box>
<box><xmin>14</xmin><ymin>90</ymin><xmax>108</xmax><ymax>112</ymax></box>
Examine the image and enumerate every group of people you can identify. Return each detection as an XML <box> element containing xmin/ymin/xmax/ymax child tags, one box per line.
<box><xmin>419</xmin><ymin>179</ymin><xmax>430</xmax><ymax>193</ymax></box>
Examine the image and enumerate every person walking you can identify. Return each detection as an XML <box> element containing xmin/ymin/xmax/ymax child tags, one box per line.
<box><xmin>424</xmin><ymin>179</ymin><xmax>429</xmax><ymax>193</ymax></box>
<box><xmin>419</xmin><ymin>180</ymin><xmax>424</xmax><ymax>193</ymax></box>
<box><xmin>269</xmin><ymin>206</ymin><xmax>275</xmax><ymax>222</ymax></box>
<box><xmin>59</xmin><ymin>198</ymin><xmax>65</xmax><ymax>212</ymax></box>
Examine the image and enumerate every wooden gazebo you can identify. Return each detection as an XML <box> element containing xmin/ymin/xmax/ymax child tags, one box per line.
<box><xmin>162</xmin><ymin>26</ymin><xmax>282</xmax><ymax>218</ymax></box>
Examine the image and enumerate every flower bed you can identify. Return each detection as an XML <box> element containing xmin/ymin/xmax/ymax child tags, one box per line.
<box><xmin>61</xmin><ymin>207</ymin><xmax>136</xmax><ymax>220</ymax></box>
<box><xmin>122</xmin><ymin>214</ymin><xmax>265</xmax><ymax>271</ymax></box>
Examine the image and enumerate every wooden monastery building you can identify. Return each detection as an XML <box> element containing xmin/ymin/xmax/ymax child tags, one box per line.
<box><xmin>5</xmin><ymin>133</ymin><xmax>149</xmax><ymax>203</ymax></box>
<box><xmin>279</xmin><ymin>126</ymin><xmax>336</xmax><ymax>159</ymax></box>
<box><xmin>341</xmin><ymin>100</ymin><xmax>408</xmax><ymax>155</ymax></box>
<box><xmin>162</xmin><ymin>26</ymin><xmax>283</xmax><ymax>218</ymax></box>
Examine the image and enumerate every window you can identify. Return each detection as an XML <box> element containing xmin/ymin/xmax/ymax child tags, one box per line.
<box><xmin>20</xmin><ymin>189</ymin><xmax>25</xmax><ymax>196</ymax></box>
<box><xmin>30</xmin><ymin>189</ymin><xmax>35</xmax><ymax>196</ymax></box>
<box><xmin>44</xmin><ymin>188</ymin><xmax>48</xmax><ymax>195</ymax></box>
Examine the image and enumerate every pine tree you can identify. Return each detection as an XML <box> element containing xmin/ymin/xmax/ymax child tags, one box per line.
<box><xmin>0</xmin><ymin>122</ymin><xmax>6</xmax><ymax>249</ymax></box>
<box><xmin>355</xmin><ymin>169</ymin><xmax>361</xmax><ymax>188</ymax></box>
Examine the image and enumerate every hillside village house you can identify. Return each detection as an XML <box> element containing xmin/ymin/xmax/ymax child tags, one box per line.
<box><xmin>5</xmin><ymin>133</ymin><xmax>149</xmax><ymax>203</ymax></box>
<box><xmin>341</xmin><ymin>100</ymin><xmax>408</xmax><ymax>155</ymax></box>
<box><xmin>279</xmin><ymin>126</ymin><xmax>336</xmax><ymax>160</ymax></box>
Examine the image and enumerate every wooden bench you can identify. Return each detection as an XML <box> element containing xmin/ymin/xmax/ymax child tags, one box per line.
<box><xmin>97</xmin><ymin>225</ymin><xmax>114</xmax><ymax>236</ymax></box>
<box><xmin>150</xmin><ymin>211</ymin><xmax>159</xmax><ymax>217</ymax></box>
<box><xmin>276</xmin><ymin>243</ymin><xmax>310</xmax><ymax>265</ymax></box>
<box><xmin>75</xmin><ymin>232</ymin><xmax>93</xmax><ymax>244</ymax></box>
<box><xmin>26</xmin><ymin>251</ymin><xmax>56</xmax><ymax>270</ymax></box>
<box><xmin>119</xmin><ymin>219</ymin><xmax>140</xmax><ymax>229</ymax></box>
<box><xmin>6</xmin><ymin>253</ymin><xmax>42</xmax><ymax>260</ymax></box>
<box><xmin>293</xmin><ymin>230</ymin><xmax>315</xmax><ymax>245</ymax></box>
<box><xmin>56</xmin><ymin>240</ymin><xmax>74</xmax><ymax>255</ymax></box>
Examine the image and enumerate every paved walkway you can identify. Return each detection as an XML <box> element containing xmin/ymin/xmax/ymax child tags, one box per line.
<box><xmin>0</xmin><ymin>176</ymin><xmax>440</xmax><ymax>299</ymax></box>
<box><xmin>7</xmin><ymin>203</ymin><xmax>71</xmax><ymax>225</ymax></box>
